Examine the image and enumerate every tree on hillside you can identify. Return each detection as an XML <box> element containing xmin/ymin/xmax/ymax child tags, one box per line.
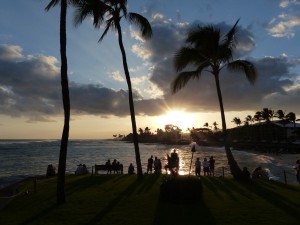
<box><xmin>212</xmin><ymin>121</ymin><xmax>219</xmax><ymax>131</ymax></box>
<box><xmin>254</xmin><ymin>111</ymin><xmax>262</xmax><ymax>123</ymax></box>
<box><xmin>232</xmin><ymin>117</ymin><xmax>242</xmax><ymax>127</ymax></box>
<box><xmin>275</xmin><ymin>109</ymin><xmax>286</xmax><ymax>121</ymax></box>
<box><xmin>261</xmin><ymin>108</ymin><xmax>273</xmax><ymax>122</ymax></box>
<box><xmin>74</xmin><ymin>0</ymin><xmax>152</xmax><ymax>178</ymax></box>
<box><xmin>245</xmin><ymin>115</ymin><xmax>254</xmax><ymax>125</ymax></box>
<box><xmin>45</xmin><ymin>0</ymin><xmax>80</xmax><ymax>205</ymax></box>
<box><xmin>172</xmin><ymin>20</ymin><xmax>257</xmax><ymax>179</ymax></box>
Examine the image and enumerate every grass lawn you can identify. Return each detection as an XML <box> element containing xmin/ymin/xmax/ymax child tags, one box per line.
<box><xmin>0</xmin><ymin>174</ymin><xmax>299</xmax><ymax>225</ymax></box>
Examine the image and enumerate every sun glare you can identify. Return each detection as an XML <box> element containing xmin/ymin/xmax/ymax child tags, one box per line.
<box><xmin>157</xmin><ymin>111</ymin><xmax>196</xmax><ymax>132</ymax></box>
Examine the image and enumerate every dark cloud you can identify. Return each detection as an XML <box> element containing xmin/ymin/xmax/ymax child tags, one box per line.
<box><xmin>1</xmin><ymin>14</ymin><xmax>300</xmax><ymax>124</ymax></box>
<box><xmin>146</xmin><ymin>19</ymin><xmax>300</xmax><ymax>115</ymax></box>
<box><xmin>0</xmin><ymin>45</ymin><xmax>142</xmax><ymax>121</ymax></box>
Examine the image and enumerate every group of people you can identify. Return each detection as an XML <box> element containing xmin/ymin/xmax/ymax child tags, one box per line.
<box><xmin>75</xmin><ymin>164</ymin><xmax>89</xmax><ymax>175</ymax></box>
<box><xmin>105</xmin><ymin>159</ymin><xmax>124</xmax><ymax>174</ymax></box>
<box><xmin>194</xmin><ymin>156</ymin><xmax>215</xmax><ymax>176</ymax></box>
<box><xmin>147</xmin><ymin>155</ymin><xmax>163</xmax><ymax>174</ymax></box>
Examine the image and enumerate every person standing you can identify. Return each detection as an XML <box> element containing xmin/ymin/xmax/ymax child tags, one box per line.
<box><xmin>203</xmin><ymin>158</ymin><xmax>210</xmax><ymax>176</ymax></box>
<box><xmin>195</xmin><ymin>158</ymin><xmax>201</xmax><ymax>176</ymax></box>
<box><xmin>209</xmin><ymin>156</ymin><xmax>215</xmax><ymax>176</ymax></box>
<box><xmin>147</xmin><ymin>155</ymin><xmax>154</xmax><ymax>174</ymax></box>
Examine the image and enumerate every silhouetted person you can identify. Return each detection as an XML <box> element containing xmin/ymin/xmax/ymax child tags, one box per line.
<box><xmin>157</xmin><ymin>159</ymin><xmax>162</xmax><ymax>174</ymax></box>
<box><xmin>170</xmin><ymin>149</ymin><xmax>179</xmax><ymax>174</ymax></box>
<box><xmin>203</xmin><ymin>158</ymin><xmax>209</xmax><ymax>176</ymax></box>
<box><xmin>46</xmin><ymin>164</ymin><xmax>56</xmax><ymax>176</ymax></box>
<box><xmin>105</xmin><ymin>160</ymin><xmax>111</xmax><ymax>174</ymax></box>
<box><xmin>112</xmin><ymin>159</ymin><xmax>117</xmax><ymax>174</ymax></box>
<box><xmin>147</xmin><ymin>155</ymin><xmax>153</xmax><ymax>174</ymax></box>
<box><xmin>252</xmin><ymin>166</ymin><xmax>268</xmax><ymax>180</ymax></box>
<box><xmin>242</xmin><ymin>167</ymin><xmax>250</xmax><ymax>180</ymax></box>
<box><xmin>195</xmin><ymin>157</ymin><xmax>201</xmax><ymax>176</ymax></box>
<box><xmin>128</xmin><ymin>163</ymin><xmax>134</xmax><ymax>175</ymax></box>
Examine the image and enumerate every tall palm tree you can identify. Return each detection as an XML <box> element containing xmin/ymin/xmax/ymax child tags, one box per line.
<box><xmin>74</xmin><ymin>0</ymin><xmax>152</xmax><ymax>178</ymax></box>
<box><xmin>45</xmin><ymin>0</ymin><xmax>79</xmax><ymax>204</ymax></box>
<box><xmin>172</xmin><ymin>20</ymin><xmax>257</xmax><ymax>179</ymax></box>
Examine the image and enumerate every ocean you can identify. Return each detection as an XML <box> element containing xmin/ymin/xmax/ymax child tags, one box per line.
<box><xmin>0</xmin><ymin>139</ymin><xmax>299</xmax><ymax>189</ymax></box>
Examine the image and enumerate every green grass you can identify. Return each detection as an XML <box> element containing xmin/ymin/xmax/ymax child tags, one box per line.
<box><xmin>0</xmin><ymin>175</ymin><xmax>299</xmax><ymax>225</ymax></box>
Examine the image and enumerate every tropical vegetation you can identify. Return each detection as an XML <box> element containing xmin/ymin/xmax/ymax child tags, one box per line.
<box><xmin>45</xmin><ymin>0</ymin><xmax>80</xmax><ymax>205</ymax></box>
<box><xmin>74</xmin><ymin>0</ymin><xmax>152</xmax><ymax>178</ymax></box>
<box><xmin>171</xmin><ymin>20</ymin><xmax>257</xmax><ymax>179</ymax></box>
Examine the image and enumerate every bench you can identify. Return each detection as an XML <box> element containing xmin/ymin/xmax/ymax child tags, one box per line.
<box><xmin>92</xmin><ymin>164</ymin><xmax>124</xmax><ymax>175</ymax></box>
<box><xmin>92</xmin><ymin>164</ymin><xmax>107</xmax><ymax>175</ymax></box>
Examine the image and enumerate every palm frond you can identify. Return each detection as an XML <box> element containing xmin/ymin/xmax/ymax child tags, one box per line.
<box><xmin>187</xmin><ymin>26</ymin><xmax>221</xmax><ymax>61</ymax></box>
<box><xmin>73</xmin><ymin>0</ymin><xmax>109</xmax><ymax>28</ymax></box>
<box><xmin>221</xmin><ymin>19</ymin><xmax>239</xmax><ymax>51</ymax></box>
<box><xmin>99</xmin><ymin>19</ymin><xmax>113</xmax><ymax>42</ymax></box>
<box><xmin>227</xmin><ymin>60</ymin><xmax>257</xmax><ymax>84</ymax></box>
<box><xmin>171</xmin><ymin>71</ymin><xmax>201</xmax><ymax>94</ymax></box>
<box><xmin>174</xmin><ymin>47</ymin><xmax>206</xmax><ymax>72</ymax></box>
<box><xmin>128</xmin><ymin>13</ymin><xmax>152</xmax><ymax>39</ymax></box>
<box><xmin>45</xmin><ymin>0</ymin><xmax>60</xmax><ymax>11</ymax></box>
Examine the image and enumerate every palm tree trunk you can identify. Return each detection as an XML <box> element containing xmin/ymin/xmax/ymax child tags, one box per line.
<box><xmin>116</xmin><ymin>22</ymin><xmax>143</xmax><ymax>178</ymax></box>
<box><xmin>214</xmin><ymin>72</ymin><xmax>243</xmax><ymax>179</ymax></box>
<box><xmin>57</xmin><ymin>0</ymin><xmax>70</xmax><ymax>204</ymax></box>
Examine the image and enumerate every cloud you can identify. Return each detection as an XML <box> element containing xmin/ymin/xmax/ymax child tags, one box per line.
<box><xmin>143</xmin><ymin>18</ymin><xmax>300</xmax><ymax>115</ymax></box>
<box><xmin>110</xmin><ymin>70</ymin><xmax>124</xmax><ymax>82</ymax></box>
<box><xmin>0</xmin><ymin>44</ymin><xmax>23</xmax><ymax>61</ymax></box>
<box><xmin>1</xmin><ymin>13</ymin><xmax>300</xmax><ymax>123</ymax></box>
<box><xmin>268</xmin><ymin>13</ymin><xmax>300</xmax><ymax>38</ymax></box>
<box><xmin>280</xmin><ymin>0</ymin><xmax>300</xmax><ymax>8</ymax></box>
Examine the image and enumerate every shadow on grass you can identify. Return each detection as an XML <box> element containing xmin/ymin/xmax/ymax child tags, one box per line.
<box><xmin>152</xmin><ymin>176</ymin><xmax>216</xmax><ymax>225</ymax></box>
<box><xmin>85</xmin><ymin>176</ymin><xmax>147</xmax><ymax>225</ymax></box>
<box><xmin>152</xmin><ymin>196</ymin><xmax>216</xmax><ymax>225</ymax></box>
<box><xmin>20</xmin><ymin>204</ymin><xmax>57</xmax><ymax>225</ymax></box>
<box><xmin>240</xmin><ymin>180</ymin><xmax>300</xmax><ymax>220</ymax></box>
<box><xmin>65</xmin><ymin>174</ymin><xmax>119</xmax><ymax>194</ymax></box>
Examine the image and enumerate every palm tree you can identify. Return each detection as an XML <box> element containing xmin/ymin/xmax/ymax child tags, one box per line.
<box><xmin>245</xmin><ymin>115</ymin><xmax>254</xmax><ymax>125</ymax></box>
<box><xmin>232</xmin><ymin>117</ymin><xmax>241</xmax><ymax>127</ymax></box>
<box><xmin>45</xmin><ymin>0</ymin><xmax>80</xmax><ymax>205</ymax></box>
<box><xmin>172</xmin><ymin>20</ymin><xmax>257</xmax><ymax>179</ymax></box>
<box><xmin>253</xmin><ymin>111</ymin><xmax>262</xmax><ymax>123</ymax></box>
<box><xmin>212</xmin><ymin>121</ymin><xmax>219</xmax><ymax>131</ymax></box>
<box><xmin>275</xmin><ymin>109</ymin><xmax>285</xmax><ymax>120</ymax></box>
<box><xmin>74</xmin><ymin>0</ymin><xmax>152</xmax><ymax>178</ymax></box>
<box><xmin>261</xmin><ymin>108</ymin><xmax>272</xmax><ymax>122</ymax></box>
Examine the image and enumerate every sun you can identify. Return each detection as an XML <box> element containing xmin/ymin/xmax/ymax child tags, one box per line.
<box><xmin>156</xmin><ymin>110</ymin><xmax>196</xmax><ymax>132</ymax></box>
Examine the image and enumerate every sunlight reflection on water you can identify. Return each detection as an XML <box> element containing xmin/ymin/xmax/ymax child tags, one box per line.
<box><xmin>0</xmin><ymin>140</ymin><xmax>299</xmax><ymax>188</ymax></box>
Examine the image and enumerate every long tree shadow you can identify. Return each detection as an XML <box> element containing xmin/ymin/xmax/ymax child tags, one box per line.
<box><xmin>240</xmin><ymin>180</ymin><xmax>300</xmax><ymax>220</ymax></box>
<box><xmin>152</xmin><ymin>176</ymin><xmax>216</xmax><ymax>225</ymax></box>
<box><xmin>20</xmin><ymin>204</ymin><xmax>57</xmax><ymax>225</ymax></box>
<box><xmin>85</xmin><ymin>177</ymin><xmax>144</xmax><ymax>225</ymax></box>
<box><xmin>152</xmin><ymin>194</ymin><xmax>216</xmax><ymax>225</ymax></box>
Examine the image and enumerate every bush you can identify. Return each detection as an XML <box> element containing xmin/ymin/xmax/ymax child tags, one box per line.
<box><xmin>160</xmin><ymin>175</ymin><xmax>203</xmax><ymax>203</ymax></box>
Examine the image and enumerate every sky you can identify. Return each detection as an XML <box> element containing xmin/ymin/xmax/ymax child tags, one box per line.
<box><xmin>0</xmin><ymin>0</ymin><xmax>300</xmax><ymax>139</ymax></box>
